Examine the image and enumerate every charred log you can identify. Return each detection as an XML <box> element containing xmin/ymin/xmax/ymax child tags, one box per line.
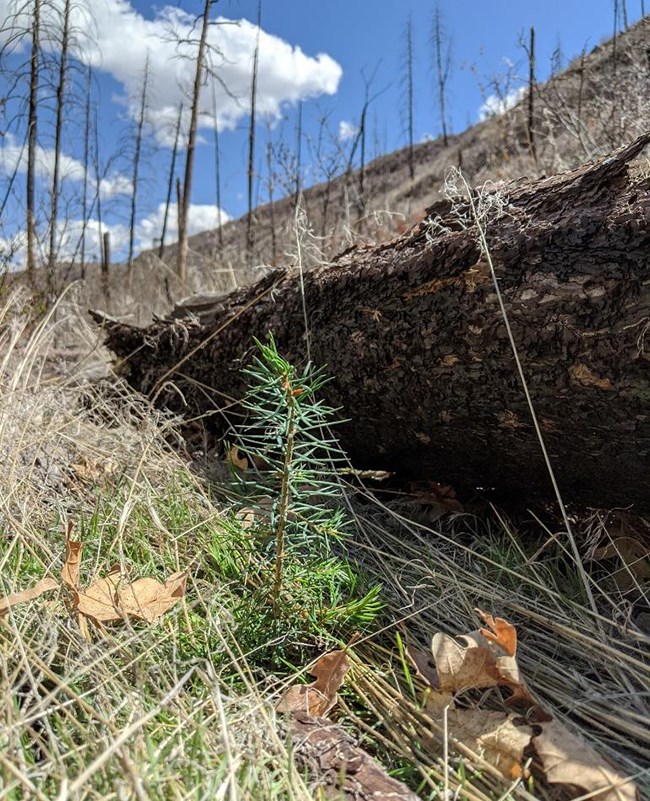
<box><xmin>92</xmin><ymin>134</ymin><xmax>650</xmax><ymax>512</ymax></box>
<box><xmin>279</xmin><ymin>712</ymin><xmax>420</xmax><ymax>801</ymax></box>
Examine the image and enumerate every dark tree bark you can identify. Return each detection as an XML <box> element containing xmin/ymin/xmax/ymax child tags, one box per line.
<box><xmin>128</xmin><ymin>53</ymin><xmax>150</xmax><ymax>273</ymax></box>
<box><xmin>92</xmin><ymin>135</ymin><xmax>650</xmax><ymax>512</ymax></box>
<box><xmin>26</xmin><ymin>0</ymin><xmax>41</xmax><ymax>283</ymax></box>
<box><xmin>47</xmin><ymin>0</ymin><xmax>71</xmax><ymax>298</ymax></box>
<box><xmin>279</xmin><ymin>713</ymin><xmax>420</xmax><ymax>801</ymax></box>
<box><xmin>80</xmin><ymin>64</ymin><xmax>92</xmax><ymax>279</ymax></box>
<box><xmin>246</xmin><ymin>0</ymin><xmax>261</xmax><ymax>262</ymax></box>
<box><xmin>178</xmin><ymin>0</ymin><xmax>212</xmax><ymax>289</ymax></box>
<box><xmin>160</xmin><ymin>102</ymin><xmax>183</xmax><ymax>258</ymax></box>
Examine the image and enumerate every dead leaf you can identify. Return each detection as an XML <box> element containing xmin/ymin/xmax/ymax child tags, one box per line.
<box><xmin>71</xmin><ymin>568</ymin><xmax>187</xmax><ymax>624</ymax></box>
<box><xmin>276</xmin><ymin>684</ymin><xmax>332</xmax><ymax>717</ymax></box>
<box><xmin>227</xmin><ymin>445</ymin><xmax>248</xmax><ymax>472</ymax></box>
<box><xmin>0</xmin><ymin>577</ymin><xmax>59</xmax><ymax>617</ymax></box>
<box><xmin>72</xmin><ymin>565</ymin><xmax>122</xmax><ymax>622</ymax></box>
<box><xmin>532</xmin><ymin>719</ymin><xmax>638</xmax><ymax>801</ymax></box>
<box><xmin>311</xmin><ymin>649</ymin><xmax>350</xmax><ymax>702</ymax></box>
<box><xmin>476</xmin><ymin>610</ymin><xmax>517</xmax><ymax>656</ymax></box>
<box><xmin>235</xmin><ymin>507</ymin><xmax>257</xmax><ymax>529</ymax></box>
<box><xmin>569</xmin><ymin>363</ymin><xmax>613</xmax><ymax>390</ymax></box>
<box><xmin>432</xmin><ymin>632</ymin><xmax>499</xmax><ymax>693</ymax></box>
<box><xmin>430</xmin><ymin>611</ymin><xmax>535</xmax><ymax>707</ymax></box>
<box><xmin>61</xmin><ymin>539</ymin><xmax>83</xmax><ymax>589</ymax></box>
<box><xmin>407</xmin><ymin>481</ymin><xmax>464</xmax><ymax>517</ymax></box>
<box><xmin>117</xmin><ymin>572</ymin><xmax>187</xmax><ymax>623</ymax></box>
<box><xmin>417</xmin><ymin>614</ymin><xmax>637</xmax><ymax>799</ymax></box>
<box><xmin>447</xmin><ymin>708</ymin><xmax>533</xmax><ymax>781</ymax></box>
<box><xmin>591</xmin><ymin>537</ymin><xmax>650</xmax><ymax>595</ymax></box>
<box><xmin>70</xmin><ymin>456</ymin><xmax>118</xmax><ymax>485</ymax></box>
<box><xmin>406</xmin><ymin>643</ymin><xmax>440</xmax><ymax>689</ymax></box>
<box><xmin>404</xmin><ymin>642</ymin><xmax>455</xmax><ymax>712</ymax></box>
<box><xmin>276</xmin><ymin>649</ymin><xmax>350</xmax><ymax>717</ymax></box>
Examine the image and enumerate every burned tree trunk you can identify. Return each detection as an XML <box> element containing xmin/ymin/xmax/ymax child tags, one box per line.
<box><xmin>93</xmin><ymin>135</ymin><xmax>650</xmax><ymax>512</ymax></box>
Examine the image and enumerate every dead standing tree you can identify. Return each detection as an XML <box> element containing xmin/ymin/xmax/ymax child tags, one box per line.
<box><xmin>93</xmin><ymin>135</ymin><xmax>650</xmax><ymax>513</ymax></box>
<box><xmin>403</xmin><ymin>13</ymin><xmax>415</xmax><ymax>183</ymax></box>
<box><xmin>46</xmin><ymin>0</ymin><xmax>71</xmax><ymax>297</ymax></box>
<box><xmin>177</xmin><ymin>0</ymin><xmax>213</xmax><ymax>291</ymax></box>
<box><xmin>432</xmin><ymin>2</ymin><xmax>451</xmax><ymax>147</ymax></box>
<box><xmin>159</xmin><ymin>102</ymin><xmax>183</xmax><ymax>258</ymax></box>
<box><xmin>27</xmin><ymin>0</ymin><xmax>41</xmax><ymax>283</ymax></box>
<box><xmin>127</xmin><ymin>52</ymin><xmax>150</xmax><ymax>273</ymax></box>
<box><xmin>80</xmin><ymin>63</ymin><xmax>92</xmax><ymax>278</ymax></box>
<box><xmin>523</xmin><ymin>26</ymin><xmax>537</xmax><ymax>168</ymax></box>
<box><xmin>246</xmin><ymin>0</ymin><xmax>262</xmax><ymax>263</ymax></box>
<box><xmin>345</xmin><ymin>67</ymin><xmax>382</xmax><ymax>223</ymax></box>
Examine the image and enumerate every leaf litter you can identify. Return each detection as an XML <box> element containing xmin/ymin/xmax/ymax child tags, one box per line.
<box><xmin>0</xmin><ymin>533</ymin><xmax>187</xmax><ymax>629</ymax></box>
<box><xmin>2</xmin><ymin>528</ymin><xmax>641</xmax><ymax>800</ymax></box>
<box><xmin>276</xmin><ymin>648</ymin><xmax>351</xmax><ymax>717</ymax></box>
<box><xmin>406</xmin><ymin>608</ymin><xmax>639</xmax><ymax>800</ymax></box>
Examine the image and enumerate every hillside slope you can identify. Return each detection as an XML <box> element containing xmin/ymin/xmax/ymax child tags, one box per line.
<box><xmin>65</xmin><ymin>16</ymin><xmax>650</xmax><ymax>323</ymax></box>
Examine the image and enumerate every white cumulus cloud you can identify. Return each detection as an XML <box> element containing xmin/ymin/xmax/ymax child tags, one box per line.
<box><xmin>2</xmin><ymin>200</ymin><xmax>230</xmax><ymax>269</ymax></box>
<box><xmin>137</xmin><ymin>202</ymin><xmax>231</xmax><ymax>249</ymax></box>
<box><xmin>0</xmin><ymin>135</ymin><xmax>132</xmax><ymax>198</ymax></box>
<box><xmin>338</xmin><ymin>120</ymin><xmax>358</xmax><ymax>142</ymax></box>
<box><xmin>478</xmin><ymin>86</ymin><xmax>526</xmax><ymax>122</ymax></box>
<box><xmin>55</xmin><ymin>218</ymin><xmax>129</xmax><ymax>263</ymax></box>
<box><xmin>0</xmin><ymin>0</ymin><xmax>343</xmax><ymax>143</ymax></box>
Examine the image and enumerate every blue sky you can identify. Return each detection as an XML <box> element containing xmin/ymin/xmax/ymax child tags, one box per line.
<box><xmin>0</xmin><ymin>0</ymin><xmax>643</xmax><ymax>264</ymax></box>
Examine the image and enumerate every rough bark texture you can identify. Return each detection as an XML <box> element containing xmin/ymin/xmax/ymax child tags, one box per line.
<box><xmin>280</xmin><ymin>712</ymin><xmax>420</xmax><ymax>801</ymax></box>
<box><xmin>93</xmin><ymin>134</ymin><xmax>650</xmax><ymax>512</ymax></box>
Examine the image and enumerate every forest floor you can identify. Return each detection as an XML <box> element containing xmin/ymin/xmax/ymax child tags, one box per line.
<box><xmin>0</xmin><ymin>288</ymin><xmax>648</xmax><ymax>800</ymax></box>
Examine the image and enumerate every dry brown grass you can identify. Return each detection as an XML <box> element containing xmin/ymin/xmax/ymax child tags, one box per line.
<box><xmin>1</xmin><ymin>285</ymin><xmax>648</xmax><ymax>800</ymax></box>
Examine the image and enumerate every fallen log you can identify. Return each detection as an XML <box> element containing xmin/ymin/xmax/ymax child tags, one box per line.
<box><xmin>92</xmin><ymin>134</ymin><xmax>650</xmax><ymax>512</ymax></box>
<box><xmin>279</xmin><ymin>712</ymin><xmax>420</xmax><ymax>801</ymax></box>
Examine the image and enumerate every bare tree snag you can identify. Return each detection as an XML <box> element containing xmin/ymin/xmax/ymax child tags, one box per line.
<box><xmin>246</xmin><ymin>0</ymin><xmax>261</xmax><ymax>262</ymax></box>
<box><xmin>178</xmin><ymin>0</ymin><xmax>212</xmax><ymax>289</ymax></box>
<box><xmin>26</xmin><ymin>0</ymin><xmax>41</xmax><ymax>284</ymax></box>
<box><xmin>160</xmin><ymin>103</ymin><xmax>183</xmax><ymax>258</ymax></box>
<box><xmin>128</xmin><ymin>53</ymin><xmax>150</xmax><ymax>273</ymax></box>
<box><xmin>47</xmin><ymin>0</ymin><xmax>71</xmax><ymax>298</ymax></box>
<box><xmin>280</xmin><ymin>712</ymin><xmax>420</xmax><ymax>801</ymax></box>
<box><xmin>92</xmin><ymin>135</ymin><xmax>650</xmax><ymax>512</ymax></box>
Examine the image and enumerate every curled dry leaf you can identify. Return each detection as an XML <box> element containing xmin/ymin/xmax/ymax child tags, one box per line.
<box><xmin>447</xmin><ymin>709</ymin><xmax>533</xmax><ymax>782</ymax></box>
<box><xmin>591</xmin><ymin>537</ymin><xmax>650</xmax><ymax>595</ymax></box>
<box><xmin>407</xmin><ymin>480</ymin><xmax>464</xmax><ymax>519</ymax></box>
<box><xmin>73</xmin><ymin>565</ymin><xmax>122</xmax><ymax>622</ymax></box>
<box><xmin>0</xmin><ymin>577</ymin><xmax>59</xmax><ymax>617</ymax></box>
<box><xmin>62</xmin><ymin>539</ymin><xmax>186</xmax><ymax>625</ymax></box>
<box><xmin>73</xmin><ymin>569</ymin><xmax>188</xmax><ymax>624</ymax></box>
<box><xmin>432</xmin><ymin>631</ymin><xmax>500</xmax><ymax>693</ymax></box>
<box><xmin>227</xmin><ymin>445</ymin><xmax>248</xmax><ymax>472</ymax></box>
<box><xmin>531</xmin><ymin>720</ymin><xmax>638</xmax><ymax>801</ymax></box>
<box><xmin>405</xmin><ymin>641</ymin><xmax>454</xmax><ymax>713</ymax></box>
<box><xmin>277</xmin><ymin>684</ymin><xmax>332</xmax><ymax>717</ymax></box>
<box><xmin>429</xmin><ymin>610</ymin><xmax>535</xmax><ymax>707</ymax></box>
<box><xmin>476</xmin><ymin>609</ymin><xmax>517</xmax><ymax>656</ymax></box>
<box><xmin>61</xmin><ymin>539</ymin><xmax>83</xmax><ymax>589</ymax></box>
<box><xmin>117</xmin><ymin>573</ymin><xmax>188</xmax><ymax>624</ymax></box>
<box><xmin>413</xmin><ymin>612</ymin><xmax>638</xmax><ymax>800</ymax></box>
<box><xmin>277</xmin><ymin>649</ymin><xmax>350</xmax><ymax>717</ymax></box>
